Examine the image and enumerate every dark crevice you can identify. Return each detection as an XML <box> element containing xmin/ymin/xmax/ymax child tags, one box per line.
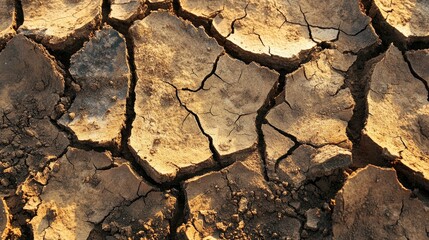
<box><xmin>182</xmin><ymin>53</ymin><xmax>224</xmax><ymax>92</ymax></box>
<box><xmin>360</xmin><ymin>0</ymin><xmax>429</xmax><ymax>51</ymax></box>
<box><xmin>105</xmin><ymin>1</ymin><xmax>150</xmax><ymax>33</ymax></box>
<box><xmin>101</xmin><ymin>0</ymin><xmax>111</xmax><ymax>24</ymax></box>
<box><xmin>119</xmin><ymin>26</ymin><xmax>138</xmax><ymax>164</ymax></box>
<box><xmin>146</xmin><ymin>0</ymin><xmax>173</xmax><ymax>11</ymax></box>
<box><xmin>14</xmin><ymin>0</ymin><xmax>24</xmax><ymax>30</ymax></box>
<box><xmin>256</xmin><ymin>74</ymin><xmax>286</xmax><ymax>181</ymax></box>
<box><xmin>345</xmin><ymin>43</ymin><xmax>386</xmax><ymax>144</ymax></box>
<box><xmin>169</xmin><ymin>185</ymin><xmax>187</xmax><ymax>240</ymax></box>
<box><xmin>168</xmin><ymin>82</ymin><xmax>222</xmax><ymax>165</ymax></box>
<box><xmin>265</xmin><ymin>121</ymin><xmax>302</xmax><ymax>171</ymax></box>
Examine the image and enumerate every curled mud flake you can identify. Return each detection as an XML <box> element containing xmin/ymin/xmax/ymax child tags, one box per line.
<box><xmin>109</xmin><ymin>0</ymin><xmax>147</xmax><ymax>24</ymax></box>
<box><xmin>18</xmin><ymin>0</ymin><xmax>102</xmax><ymax>51</ymax></box>
<box><xmin>363</xmin><ymin>45</ymin><xmax>429</xmax><ymax>188</ymax></box>
<box><xmin>372</xmin><ymin>0</ymin><xmax>429</xmax><ymax>39</ymax></box>
<box><xmin>333</xmin><ymin>165</ymin><xmax>429</xmax><ymax>239</ymax></box>
<box><xmin>59</xmin><ymin>27</ymin><xmax>130</xmax><ymax>147</ymax></box>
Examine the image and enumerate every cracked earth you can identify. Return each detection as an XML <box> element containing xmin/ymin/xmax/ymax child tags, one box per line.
<box><xmin>0</xmin><ymin>0</ymin><xmax>429</xmax><ymax>239</ymax></box>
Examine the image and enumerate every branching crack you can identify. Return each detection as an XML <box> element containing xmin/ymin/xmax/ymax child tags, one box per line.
<box><xmin>182</xmin><ymin>52</ymin><xmax>225</xmax><ymax>92</ymax></box>
<box><xmin>165</xmin><ymin>81</ymin><xmax>222</xmax><ymax>165</ymax></box>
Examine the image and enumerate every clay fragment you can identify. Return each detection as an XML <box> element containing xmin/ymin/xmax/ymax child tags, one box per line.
<box><xmin>0</xmin><ymin>198</ymin><xmax>9</xmax><ymax>239</ymax></box>
<box><xmin>129</xmin><ymin>11</ymin><xmax>221</xmax><ymax>183</ymax></box>
<box><xmin>363</xmin><ymin>45</ymin><xmax>429</xmax><ymax>188</ymax></box>
<box><xmin>0</xmin><ymin>35</ymin><xmax>68</xmax><ymax>191</ymax></box>
<box><xmin>101</xmin><ymin>191</ymin><xmax>177</xmax><ymax>239</ymax></box>
<box><xmin>267</xmin><ymin>49</ymin><xmax>355</xmax><ymax>149</ymax></box>
<box><xmin>180</xmin><ymin>54</ymin><xmax>278</xmax><ymax>158</ymax></box>
<box><xmin>277</xmin><ymin>145</ymin><xmax>351</xmax><ymax>188</ymax></box>
<box><xmin>333</xmin><ymin>165</ymin><xmax>429</xmax><ymax>239</ymax></box>
<box><xmin>29</xmin><ymin>148</ymin><xmax>155</xmax><ymax>240</ymax></box>
<box><xmin>109</xmin><ymin>0</ymin><xmax>146</xmax><ymax>23</ymax></box>
<box><xmin>262</xmin><ymin>124</ymin><xmax>295</xmax><ymax>179</ymax></box>
<box><xmin>179</xmin><ymin>0</ymin><xmax>377</xmax><ymax>68</ymax></box>
<box><xmin>59</xmin><ymin>27</ymin><xmax>130</xmax><ymax>147</ymax></box>
<box><xmin>19</xmin><ymin>0</ymin><xmax>102</xmax><ymax>50</ymax></box>
<box><xmin>372</xmin><ymin>0</ymin><xmax>429</xmax><ymax>39</ymax></box>
<box><xmin>406</xmin><ymin>49</ymin><xmax>429</xmax><ymax>85</ymax></box>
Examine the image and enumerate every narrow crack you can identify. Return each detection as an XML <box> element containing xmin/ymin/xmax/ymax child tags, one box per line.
<box><xmin>167</xmin><ymin>81</ymin><xmax>222</xmax><ymax>165</ymax></box>
<box><xmin>226</xmin><ymin>2</ymin><xmax>249</xmax><ymax>38</ymax></box>
<box><xmin>169</xmin><ymin>185</ymin><xmax>186</xmax><ymax>240</ymax></box>
<box><xmin>182</xmin><ymin>52</ymin><xmax>224</xmax><ymax>92</ymax></box>
<box><xmin>101</xmin><ymin>0</ymin><xmax>111</xmax><ymax>24</ymax></box>
<box><xmin>403</xmin><ymin>53</ymin><xmax>429</xmax><ymax>101</ymax></box>
<box><xmin>360</xmin><ymin>0</ymin><xmax>429</xmax><ymax>50</ymax></box>
<box><xmin>265</xmin><ymin>121</ymin><xmax>302</xmax><ymax>172</ymax></box>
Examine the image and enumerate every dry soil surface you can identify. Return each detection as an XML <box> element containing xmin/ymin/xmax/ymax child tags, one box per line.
<box><xmin>0</xmin><ymin>0</ymin><xmax>429</xmax><ymax>240</ymax></box>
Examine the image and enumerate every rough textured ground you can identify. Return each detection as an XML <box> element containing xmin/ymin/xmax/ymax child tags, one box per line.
<box><xmin>1</xmin><ymin>0</ymin><xmax>429</xmax><ymax>239</ymax></box>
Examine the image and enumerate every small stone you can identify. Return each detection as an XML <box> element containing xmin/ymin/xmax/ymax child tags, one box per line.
<box><xmin>305</xmin><ymin>208</ymin><xmax>321</xmax><ymax>231</ymax></box>
<box><xmin>68</xmin><ymin>112</ymin><xmax>76</xmax><ymax>120</ymax></box>
<box><xmin>216</xmin><ymin>222</ymin><xmax>228</xmax><ymax>232</ymax></box>
<box><xmin>102</xmin><ymin>223</ymin><xmax>111</xmax><ymax>232</ymax></box>
<box><xmin>301</xmin><ymin>230</ymin><xmax>309</xmax><ymax>238</ymax></box>
<box><xmin>231</xmin><ymin>214</ymin><xmax>239</xmax><ymax>222</ymax></box>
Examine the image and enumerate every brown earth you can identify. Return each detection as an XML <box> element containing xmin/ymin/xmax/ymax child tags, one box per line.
<box><xmin>0</xmin><ymin>0</ymin><xmax>429</xmax><ymax>239</ymax></box>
